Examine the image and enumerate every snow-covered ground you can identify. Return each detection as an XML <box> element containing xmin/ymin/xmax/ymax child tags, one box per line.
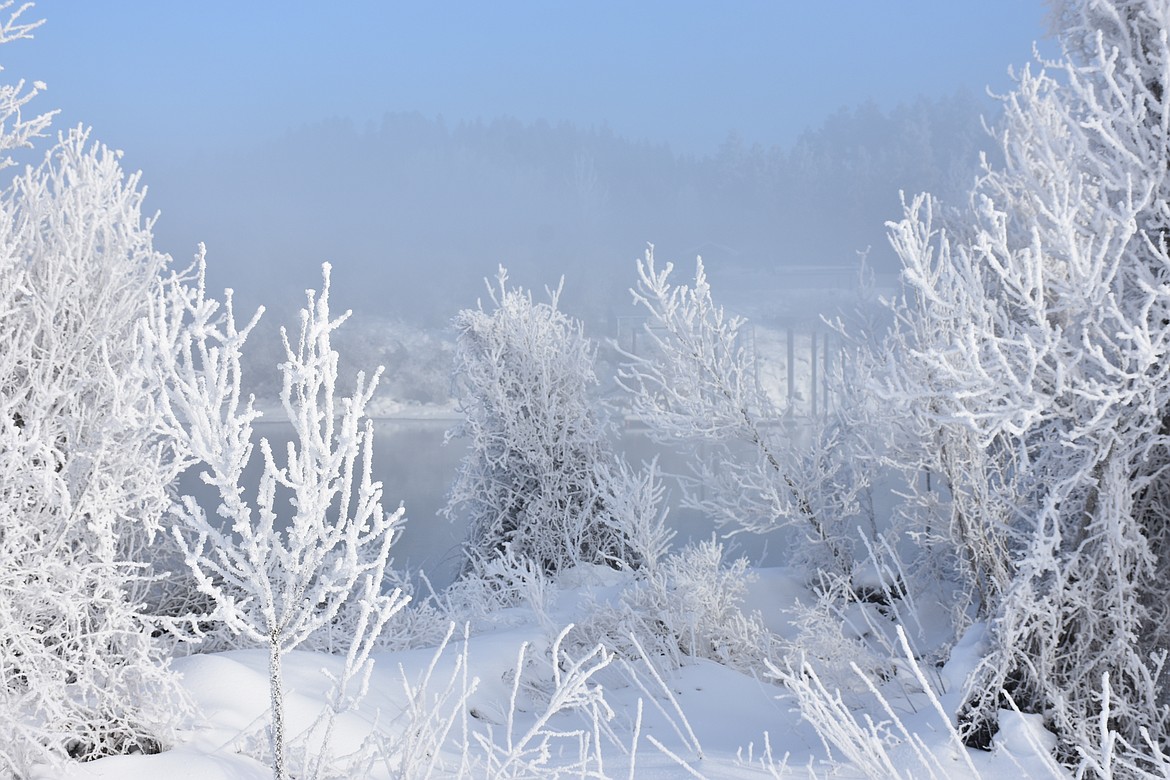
<box><xmin>50</xmin><ymin>566</ymin><xmax>1066</xmax><ymax>779</ymax></box>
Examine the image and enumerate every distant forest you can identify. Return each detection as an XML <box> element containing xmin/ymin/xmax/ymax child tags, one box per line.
<box><xmin>150</xmin><ymin>90</ymin><xmax>996</xmax><ymax>325</ymax></box>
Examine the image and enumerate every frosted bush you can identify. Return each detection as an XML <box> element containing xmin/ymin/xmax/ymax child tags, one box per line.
<box><xmin>577</xmin><ymin>538</ymin><xmax>778</xmax><ymax>676</ymax></box>
<box><xmin>444</xmin><ymin>268</ymin><xmax>637</xmax><ymax>577</ymax></box>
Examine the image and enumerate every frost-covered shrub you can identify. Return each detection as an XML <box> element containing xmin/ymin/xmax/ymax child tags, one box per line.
<box><xmin>654</xmin><ymin>539</ymin><xmax>777</xmax><ymax>669</ymax></box>
<box><xmin>780</xmin><ymin>570</ymin><xmax>897</xmax><ymax>697</ymax></box>
<box><xmin>444</xmin><ymin>268</ymin><xmax>637</xmax><ymax>576</ymax></box>
<box><xmin>577</xmin><ymin>538</ymin><xmax>778</xmax><ymax>676</ymax></box>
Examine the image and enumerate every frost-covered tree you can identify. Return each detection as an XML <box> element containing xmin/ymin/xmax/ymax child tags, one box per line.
<box><xmin>150</xmin><ymin>262</ymin><xmax>408</xmax><ymax>780</ymax></box>
<box><xmin>0</xmin><ymin>6</ymin><xmax>195</xmax><ymax>760</ymax></box>
<box><xmin>618</xmin><ymin>249</ymin><xmax>872</xmax><ymax>574</ymax></box>
<box><xmin>445</xmin><ymin>268</ymin><xmax>637</xmax><ymax>576</ymax></box>
<box><xmin>879</xmin><ymin>0</ymin><xmax>1170</xmax><ymax>768</ymax></box>
<box><xmin>0</xmin><ymin>125</ymin><xmax>188</xmax><ymax>771</ymax></box>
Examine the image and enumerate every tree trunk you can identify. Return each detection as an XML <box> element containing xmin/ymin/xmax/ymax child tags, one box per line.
<box><xmin>268</xmin><ymin>633</ymin><xmax>286</xmax><ymax>780</ymax></box>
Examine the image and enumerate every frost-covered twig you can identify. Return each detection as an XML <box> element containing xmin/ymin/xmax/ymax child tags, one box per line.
<box><xmin>472</xmin><ymin>625</ymin><xmax>616</xmax><ymax>778</ymax></box>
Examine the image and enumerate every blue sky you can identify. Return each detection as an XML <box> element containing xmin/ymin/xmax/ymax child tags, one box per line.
<box><xmin>0</xmin><ymin>2</ymin><xmax>1058</xmax><ymax>316</ymax></box>
<box><xmin>8</xmin><ymin>2</ymin><xmax>1054</xmax><ymax>159</ymax></box>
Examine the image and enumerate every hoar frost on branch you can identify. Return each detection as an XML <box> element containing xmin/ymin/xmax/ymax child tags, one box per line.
<box><xmin>0</xmin><ymin>2</ymin><xmax>52</xmax><ymax>170</ymax></box>
<box><xmin>150</xmin><ymin>260</ymin><xmax>408</xmax><ymax>780</ymax></box>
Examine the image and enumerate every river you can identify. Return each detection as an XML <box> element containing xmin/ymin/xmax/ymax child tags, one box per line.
<box><xmin>177</xmin><ymin>417</ymin><xmax>776</xmax><ymax>591</ymax></box>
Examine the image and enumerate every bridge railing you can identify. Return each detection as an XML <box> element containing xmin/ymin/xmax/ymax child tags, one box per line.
<box><xmin>613</xmin><ymin>315</ymin><xmax>842</xmax><ymax>426</ymax></box>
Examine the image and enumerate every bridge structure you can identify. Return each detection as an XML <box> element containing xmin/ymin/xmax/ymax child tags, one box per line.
<box><xmin>612</xmin><ymin>314</ymin><xmax>843</xmax><ymax>429</ymax></box>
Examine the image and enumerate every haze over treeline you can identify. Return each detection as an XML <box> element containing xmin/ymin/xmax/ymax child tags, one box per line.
<box><xmin>147</xmin><ymin>89</ymin><xmax>997</xmax><ymax>328</ymax></box>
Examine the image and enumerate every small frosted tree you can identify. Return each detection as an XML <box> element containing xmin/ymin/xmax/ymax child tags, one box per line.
<box><xmin>445</xmin><ymin>267</ymin><xmax>636</xmax><ymax>576</ymax></box>
<box><xmin>150</xmin><ymin>261</ymin><xmax>408</xmax><ymax>780</ymax></box>
<box><xmin>617</xmin><ymin>249</ymin><xmax>872</xmax><ymax>573</ymax></box>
